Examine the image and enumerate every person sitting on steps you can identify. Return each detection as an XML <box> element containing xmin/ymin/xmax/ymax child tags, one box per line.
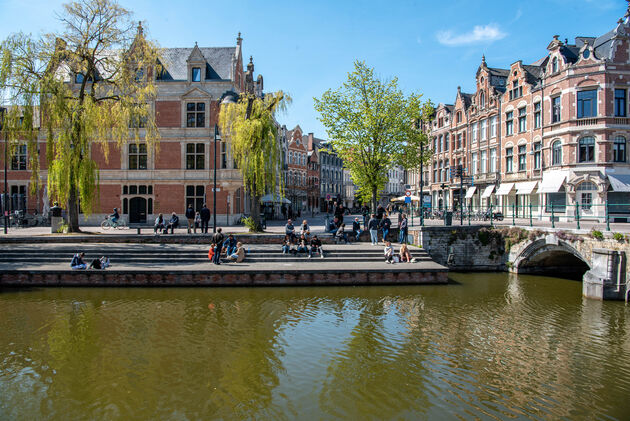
<box><xmin>226</xmin><ymin>242</ymin><xmax>245</xmax><ymax>263</ymax></box>
<box><xmin>282</xmin><ymin>234</ymin><xmax>292</xmax><ymax>254</ymax></box>
<box><xmin>154</xmin><ymin>213</ymin><xmax>166</xmax><ymax>235</ymax></box>
<box><xmin>309</xmin><ymin>235</ymin><xmax>324</xmax><ymax>258</ymax></box>
<box><xmin>224</xmin><ymin>234</ymin><xmax>237</xmax><ymax>256</ymax></box>
<box><xmin>167</xmin><ymin>212</ymin><xmax>179</xmax><ymax>234</ymax></box>
<box><xmin>297</xmin><ymin>234</ymin><xmax>309</xmax><ymax>255</ymax></box>
<box><xmin>70</xmin><ymin>252</ymin><xmax>87</xmax><ymax>270</ymax></box>
<box><xmin>384</xmin><ymin>241</ymin><xmax>394</xmax><ymax>263</ymax></box>
<box><xmin>335</xmin><ymin>223</ymin><xmax>350</xmax><ymax>244</ymax></box>
<box><xmin>399</xmin><ymin>243</ymin><xmax>413</xmax><ymax>263</ymax></box>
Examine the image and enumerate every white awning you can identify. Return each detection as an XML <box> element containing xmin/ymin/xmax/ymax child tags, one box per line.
<box><xmin>608</xmin><ymin>174</ymin><xmax>630</xmax><ymax>192</ymax></box>
<box><xmin>515</xmin><ymin>181</ymin><xmax>538</xmax><ymax>195</ymax></box>
<box><xmin>481</xmin><ymin>185</ymin><xmax>495</xmax><ymax>198</ymax></box>
<box><xmin>465</xmin><ymin>186</ymin><xmax>477</xmax><ymax>198</ymax></box>
<box><xmin>260</xmin><ymin>194</ymin><xmax>291</xmax><ymax>204</ymax></box>
<box><xmin>495</xmin><ymin>183</ymin><xmax>514</xmax><ymax>196</ymax></box>
<box><xmin>538</xmin><ymin>171</ymin><xmax>568</xmax><ymax>193</ymax></box>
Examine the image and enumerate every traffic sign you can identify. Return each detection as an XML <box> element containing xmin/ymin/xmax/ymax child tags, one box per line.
<box><xmin>405</xmin><ymin>196</ymin><xmax>411</xmax><ymax>204</ymax></box>
<box><xmin>405</xmin><ymin>190</ymin><xmax>411</xmax><ymax>197</ymax></box>
<box><xmin>326</xmin><ymin>194</ymin><xmax>331</xmax><ymax>200</ymax></box>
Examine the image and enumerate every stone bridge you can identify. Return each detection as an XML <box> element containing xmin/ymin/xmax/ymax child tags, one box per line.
<box><xmin>414</xmin><ymin>226</ymin><xmax>629</xmax><ymax>300</ymax></box>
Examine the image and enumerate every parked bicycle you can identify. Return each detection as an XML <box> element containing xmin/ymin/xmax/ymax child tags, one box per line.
<box><xmin>101</xmin><ymin>215</ymin><xmax>127</xmax><ymax>230</ymax></box>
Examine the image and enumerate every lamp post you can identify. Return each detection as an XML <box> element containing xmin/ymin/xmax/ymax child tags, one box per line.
<box><xmin>213</xmin><ymin>123</ymin><xmax>220</xmax><ymax>233</ymax></box>
<box><xmin>1</xmin><ymin>107</ymin><xmax>7</xmax><ymax>235</ymax></box>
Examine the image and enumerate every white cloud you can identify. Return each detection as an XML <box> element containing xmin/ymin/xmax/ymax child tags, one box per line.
<box><xmin>436</xmin><ymin>24</ymin><xmax>507</xmax><ymax>46</ymax></box>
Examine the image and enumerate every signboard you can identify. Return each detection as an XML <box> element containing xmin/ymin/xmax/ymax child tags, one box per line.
<box><xmin>423</xmin><ymin>195</ymin><xmax>432</xmax><ymax>207</ymax></box>
<box><xmin>326</xmin><ymin>194</ymin><xmax>331</xmax><ymax>200</ymax></box>
<box><xmin>404</xmin><ymin>196</ymin><xmax>411</xmax><ymax>204</ymax></box>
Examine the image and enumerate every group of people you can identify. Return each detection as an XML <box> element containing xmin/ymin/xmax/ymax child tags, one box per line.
<box><xmin>383</xmin><ymin>242</ymin><xmax>414</xmax><ymax>263</ymax></box>
<box><xmin>367</xmin><ymin>211</ymin><xmax>409</xmax><ymax>245</ymax></box>
<box><xmin>154</xmin><ymin>204</ymin><xmax>213</xmax><ymax>235</ymax></box>
<box><xmin>283</xmin><ymin>219</ymin><xmax>324</xmax><ymax>258</ymax></box>
<box><xmin>70</xmin><ymin>252</ymin><xmax>110</xmax><ymax>270</ymax></box>
<box><xmin>207</xmin><ymin>228</ymin><xmax>246</xmax><ymax>265</ymax></box>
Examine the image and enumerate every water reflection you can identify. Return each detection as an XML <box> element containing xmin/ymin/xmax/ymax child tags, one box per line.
<box><xmin>1</xmin><ymin>273</ymin><xmax>629</xmax><ymax>420</ymax></box>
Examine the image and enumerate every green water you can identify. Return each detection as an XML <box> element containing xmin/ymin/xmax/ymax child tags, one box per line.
<box><xmin>1</xmin><ymin>273</ymin><xmax>629</xmax><ymax>420</ymax></box>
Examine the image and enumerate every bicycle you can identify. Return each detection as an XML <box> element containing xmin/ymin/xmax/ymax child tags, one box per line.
<box><xmin>101</xmin><ymin>216</ymin><xmax>127</xmax><ymax>230</ymax></box>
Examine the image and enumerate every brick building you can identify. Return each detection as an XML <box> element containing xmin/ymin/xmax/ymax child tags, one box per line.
<box><xmin>426</xmin><ymin>8</ymin><xmax>630</xmax><ymax>222</ymax></box>
<box><xmin>285</xmin><ymin>125</ymin><xmax>307</xmax><ymax>214</ymax></box>
<box><xmin>1</xmin><ymin>30</ymin><xmax>263</xmax><ymax>225</ymax></box>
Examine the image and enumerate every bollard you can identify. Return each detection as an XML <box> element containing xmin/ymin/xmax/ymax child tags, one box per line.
<box><xmin>512</xmin><ymin>203</ymin><xmax>516</xmax><ymax>226</ymax></box>
<box><xmin>606</xmin><ymin>201</ymin><xmax>610</xmax><ymax>232</ymax></box>
<box><xmin>551</xmin><ymin>204</ymin><xmax>555</xmax><ymax>229</ymax></box>
<box><xmin>576</xmin><ymin>202</ymin><xmax>580</xmax><ymax>230</ymax></box>
<box><xmin>490</xmin><ymin>204</ymin><xmax>494</xmax><ymax>227</ymax></box>
<box><xmin>529</xmin><ymin>202</ymin><xmax>533</xmax><ymax>227</ymax></box>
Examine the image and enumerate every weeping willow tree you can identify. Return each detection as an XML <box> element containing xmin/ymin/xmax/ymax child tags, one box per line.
<box><xmin>1</xmin><ymin>0</ymin><xmax>160</xmax><ymax>232</ymax></box>
<box><xmin>219</xmin><ymin>92</ymin><xmax>290</xmax><ymax>232</ymax></box>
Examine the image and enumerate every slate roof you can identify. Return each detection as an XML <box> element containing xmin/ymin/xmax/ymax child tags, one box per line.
<box><xmin>157</xmin><ymin>47</ymin><xmax>237</xmax><ymax>81</ymax></box>
<box><xmin>522</xmin><ymin>64</ymin><xmax>543</xmax><ymax>87</ymax></box>
<box><xmin>593</xmin><ymin>29</ymin><xmax>615</xmax><ymax>60</ymax></box>
<box><xmin>460</xmin><ymin>92</ymin><xmax>473</xmax><ymax>108</ymax></box>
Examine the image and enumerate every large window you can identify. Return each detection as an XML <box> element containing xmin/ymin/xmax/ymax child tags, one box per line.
<box><xmin>221</xmin><ymin>142</ymin><xmax>228</xmax><ymax>169</ymax></box>
<box><xmin>509</xmin><ymin>80</ymin><xmax>522</xmax><ymax>100</ymax></box>
<box><xmin>186</xmin><ymin>143</ymin><xmax>205</xmax><ymax>170</ymax></box>
<box><xmin>472</xmin><ymin>123</ymin><xmax>478</xmax><ymax>142</ymax></box>
<box><xmin>552</xmin><ymin>140</ymin><xmax>562</xmax><ymax>166</ymax></box>
<box><xmin>471</xmin><ymin>152</ymin><xmax>478</xmax><ymax>175</ymax></box>
<box><xmin>186</xmin><ymin>102</ymin><xmax>205</xmax><ymax>128</ymax></box>
<box><xmin>615</xmin><ymin>89</ymin><xmax>627</xmax><ymax>117</ymax></box>
<box><xmin>534</xmin><ymin>102</ymin><xmax>541</xmax><ymax>129</ymax></box>
<box><xmin>614</xmin><ymin>136</ymin><xmax>626</xmax><ymax>162</ymax></box>
<box><xmin>505</xmin><ymin>111</ymin><xmax>514</xmax><ymax>136</ymax></box>
<box><xmin>578</xmin><ymin>137</ymin><xmax>595</xmax><ymax>163</ymax></box>
<box><xmin>577</xmin><ymin>90</ymin><xmax>597</xmax><ymax>118</ymax></box>
<box><xmin>129</xmin><ymin>144</ymin><xmax>147</xmax><ymax>170</ymax></box>
<box><xmin>533</xmin><ymin>142</ymin><xmax>541</xmax><ymax>170</ymax></box>
<box><xmin>577</xmin><ymin>182</ymin><xmax>596</xmax><ymax>211</ymax></box>
<box><xmin>552</xmin><ymin>96</ymin><xmax>561</xmax><ymax>123</ymax></box>
<box><xmin>457</xmin><ymin>134</ymin><xmax>462</xmax><ymax>149</ymax></box>
<box><xmin>505</xmin><ymin>147</ymin><xmax>513</xmax><ymax>173</ymax></box>
<box><xmin>490</xmin><ymin>148</ymin><xmax>496</xmax><ymax>173</ymax></box>
<box><xmin>518</xmin><ymin>145</ymin><xmax>526</xmax><ymax>171</ymax></box>
<box><xmin>186</xmin><ymin>185</ymin><xmax>205</xmax><ymax>212</ymax></box>
<box><xmin>518</xmin><ymin>107</ymin><xmax>527</xmax><ymax>133</ymax></box>
<box><xmin>481</xmin><ymin>150</ymin><xmax>487</xmax><ymax>174</ymax></box>
<box><xmin>444</xmin><ymin>134</ymin><xmax>449</xmax><ymax>151</ymax></box>
<box><xmin>480</xmin><ymin>119</ymin><xmax>487</xmax><ymax>141</ymax></box>
<box><xmin>11</xmin><ymin>144</ymin><xmax>27</xmax><ymax>170</ymax></box>
<box><xmin>490</xmin><ymin>116</ymin><xmax>497</xmax><ymax>138</ymax></box>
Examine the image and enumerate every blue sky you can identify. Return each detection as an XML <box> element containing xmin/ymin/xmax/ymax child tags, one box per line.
<box><xmin>0</xmin><ymin>0</ymin><xmax>624</xmax><ymax>137</ymax></box>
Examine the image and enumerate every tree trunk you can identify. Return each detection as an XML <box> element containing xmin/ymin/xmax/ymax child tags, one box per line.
<box><xmin>249</xmin><ymin>193</ymin><xmax>263</xmax><ymax>232</ymax></box>
<box><xmin>67</xmin><ymin>185</ymin><xmax>80</xmax><ymax>233</ymax></box>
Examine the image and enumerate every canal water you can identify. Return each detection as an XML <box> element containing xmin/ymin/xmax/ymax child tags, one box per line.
<box><xmin>1</xmin><ymin>273</ymin><xmax>629</xmax><ymax>420</ymax></box>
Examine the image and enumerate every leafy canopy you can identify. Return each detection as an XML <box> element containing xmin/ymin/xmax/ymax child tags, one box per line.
<box><xmin>219</xmin><ymin>91</ymin><xmax>290</xmax><ymax>198</ymax></box>
<box><xmin>1</xmin><ymin>0</ymin><xmax>160</xmax><ymax>230</ymax></box>
<box><xmin>314</xmin><ymin>60</ymin><xmax>433</xmax><ymax>206</ymax></box>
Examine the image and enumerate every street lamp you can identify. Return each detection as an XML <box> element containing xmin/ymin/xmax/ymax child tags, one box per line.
<box><xmin>213</xmin><ymin>123</ymin><xmax>220</xmax><ymax>233</ymax></box>
<box><xmin>1</xmin><ymin>107</ymin><xmax>7</xmax><ymax>235</ymax></box>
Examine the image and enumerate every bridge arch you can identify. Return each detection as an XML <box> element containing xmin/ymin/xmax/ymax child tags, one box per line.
<box><xmin>511</xmin><ymin>238</ymin><xmax>590</xmax><ymax>277</ymax></box>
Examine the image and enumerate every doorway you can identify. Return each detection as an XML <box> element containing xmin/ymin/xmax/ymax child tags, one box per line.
<box><xmin>129</xmin><ymin>197</ymin><xmax>147</xmax><ymax>223</ymax></box>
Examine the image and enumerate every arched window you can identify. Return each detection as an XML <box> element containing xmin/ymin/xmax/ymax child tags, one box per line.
<box><xmin>479</xmin><ymin>91</ymin><xmax>485</xmax><ymax>108</ymax></box>
<box><xmin>456</xmin><ymin>111</ymin><xmax>462</xmax><ymax>123</ymax></box>
<box><xmin>578</xmin><ymin>137</ymin><xmax>595</xmax><ymax>163</ymax></box>
<box><xmin>577</xmin><ymin>181</ymin><xmax>596</xmax><ymax>191</ymax></box>
<box><xmin>552</xmin><ymin>140</ymin><xmax>562</xmax><ymax>166</ymax></box>
<box><xmin>614</xmin><ymin>136</ymin><xmax>626</xmax><ymax>162</ymax></box>
<box><xmin>552</xmin><ymin>57</ymin><xmax>558</xmax><ymax>73</ymax></box>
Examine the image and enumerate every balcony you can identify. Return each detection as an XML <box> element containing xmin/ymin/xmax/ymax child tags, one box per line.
<box><xmin>576</xmin><ymin>118</ymin><xmax>599</xmax><ymax>127</ymax></box>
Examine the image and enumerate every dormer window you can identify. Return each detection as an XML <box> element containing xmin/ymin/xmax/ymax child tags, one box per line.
<box><xmin>552</xmin><ymin>57</ymin><xmax>558</xmax><ymax>73</ymax></box>
<box><xmin>582</xmin><ymin>50</ymin><xmax>590</xmax><ymax>59</ymax></box>
<box><xmin>192</xmin><ymin>67</ymin><xmax>201</xmax><ymax>82</ymax></box>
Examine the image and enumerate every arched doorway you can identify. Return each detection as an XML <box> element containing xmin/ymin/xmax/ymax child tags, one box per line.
<box><xmin>129</xmin><ymin>197</ymin><xmax>147</xmax><ymax>223</ymax></box>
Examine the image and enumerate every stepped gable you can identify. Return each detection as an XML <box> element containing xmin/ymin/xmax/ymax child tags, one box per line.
<box><xmin>158</xmin><ymin>47</ymin><xmax>237</xmax><ymax>81</ymax></box>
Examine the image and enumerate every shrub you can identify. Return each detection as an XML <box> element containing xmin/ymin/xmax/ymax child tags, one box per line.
<box><xmin>613</xmin><ymin>232</ymin><xmax>625</xmax><ymax>242</ymax></box>
<box><xmin>242</xmin><ymin>216</ymin><xmax>262</xmax><ymax>232</ymax></box>
<box><xmin>589</xmin><ymin>229</ymin><xmax>604</xmax><ymax>241</ymax></box>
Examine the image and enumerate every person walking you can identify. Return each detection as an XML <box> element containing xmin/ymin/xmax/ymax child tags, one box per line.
<box><xmin>399</xmin><ymin>213</ymin><xmax>409</xmax><ymax>244</ymax></box>
<box><xmin>352</xmin><ymin>217</ymin><xmax>362</xmax><ymax>241</ymax></box>
<box><xmin>362</xmin><ymin>205</ymin><xmax>370</xmax><ymax>229</ymax></box>
<box><xmin>212</xmin><ymin>228</ymin><xmax>225</xmax><ymax>265</ymax></box>
<box><xmin>376</xmin><ymin>204</ymin><xmax>385</xmax><ymax>221</ymax></box>
<box><xmin>185</xmin><ymin>204</ymin><xmax>195</xmax><ymax>234</ymax></box>
<box><xmin>334</xmin><ymin>202</ymin><xmax>345</xmax><ymax>225</ymax></box>
<box><xmin>200</xmin><ymin>203</ymin><xmax>211</xmax><ymax>234</ymax></box>
<box><xmin>379</xmin><ymin>213</ymin><xmax>391</xmax><ymax>244</ymax></box>
<box><xmin>368</xmin><ymin>214</ymin><xmax>379</xmax><ymax>245</ymax></box>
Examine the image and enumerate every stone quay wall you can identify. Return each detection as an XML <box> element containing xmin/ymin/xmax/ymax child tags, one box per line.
<box><xmin>1</xmin><ymin>268</ymin><xmax>447</xmax><ymax>287</ymax></box>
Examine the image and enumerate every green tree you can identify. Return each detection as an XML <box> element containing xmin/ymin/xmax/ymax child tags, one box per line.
<box><xmin>314</xmin><ymin>60</ymin><xmax>433</xmax><ymax>211</ymax></box>
<box><xmin>219</xmin><ymin>92</ymin><xmax>290</xmax><ymax>232</ymax></box>
<box><xmin>1</xmin><ymin>0</ymin><xmax>160</xmax><ymax>232</ymax></box>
